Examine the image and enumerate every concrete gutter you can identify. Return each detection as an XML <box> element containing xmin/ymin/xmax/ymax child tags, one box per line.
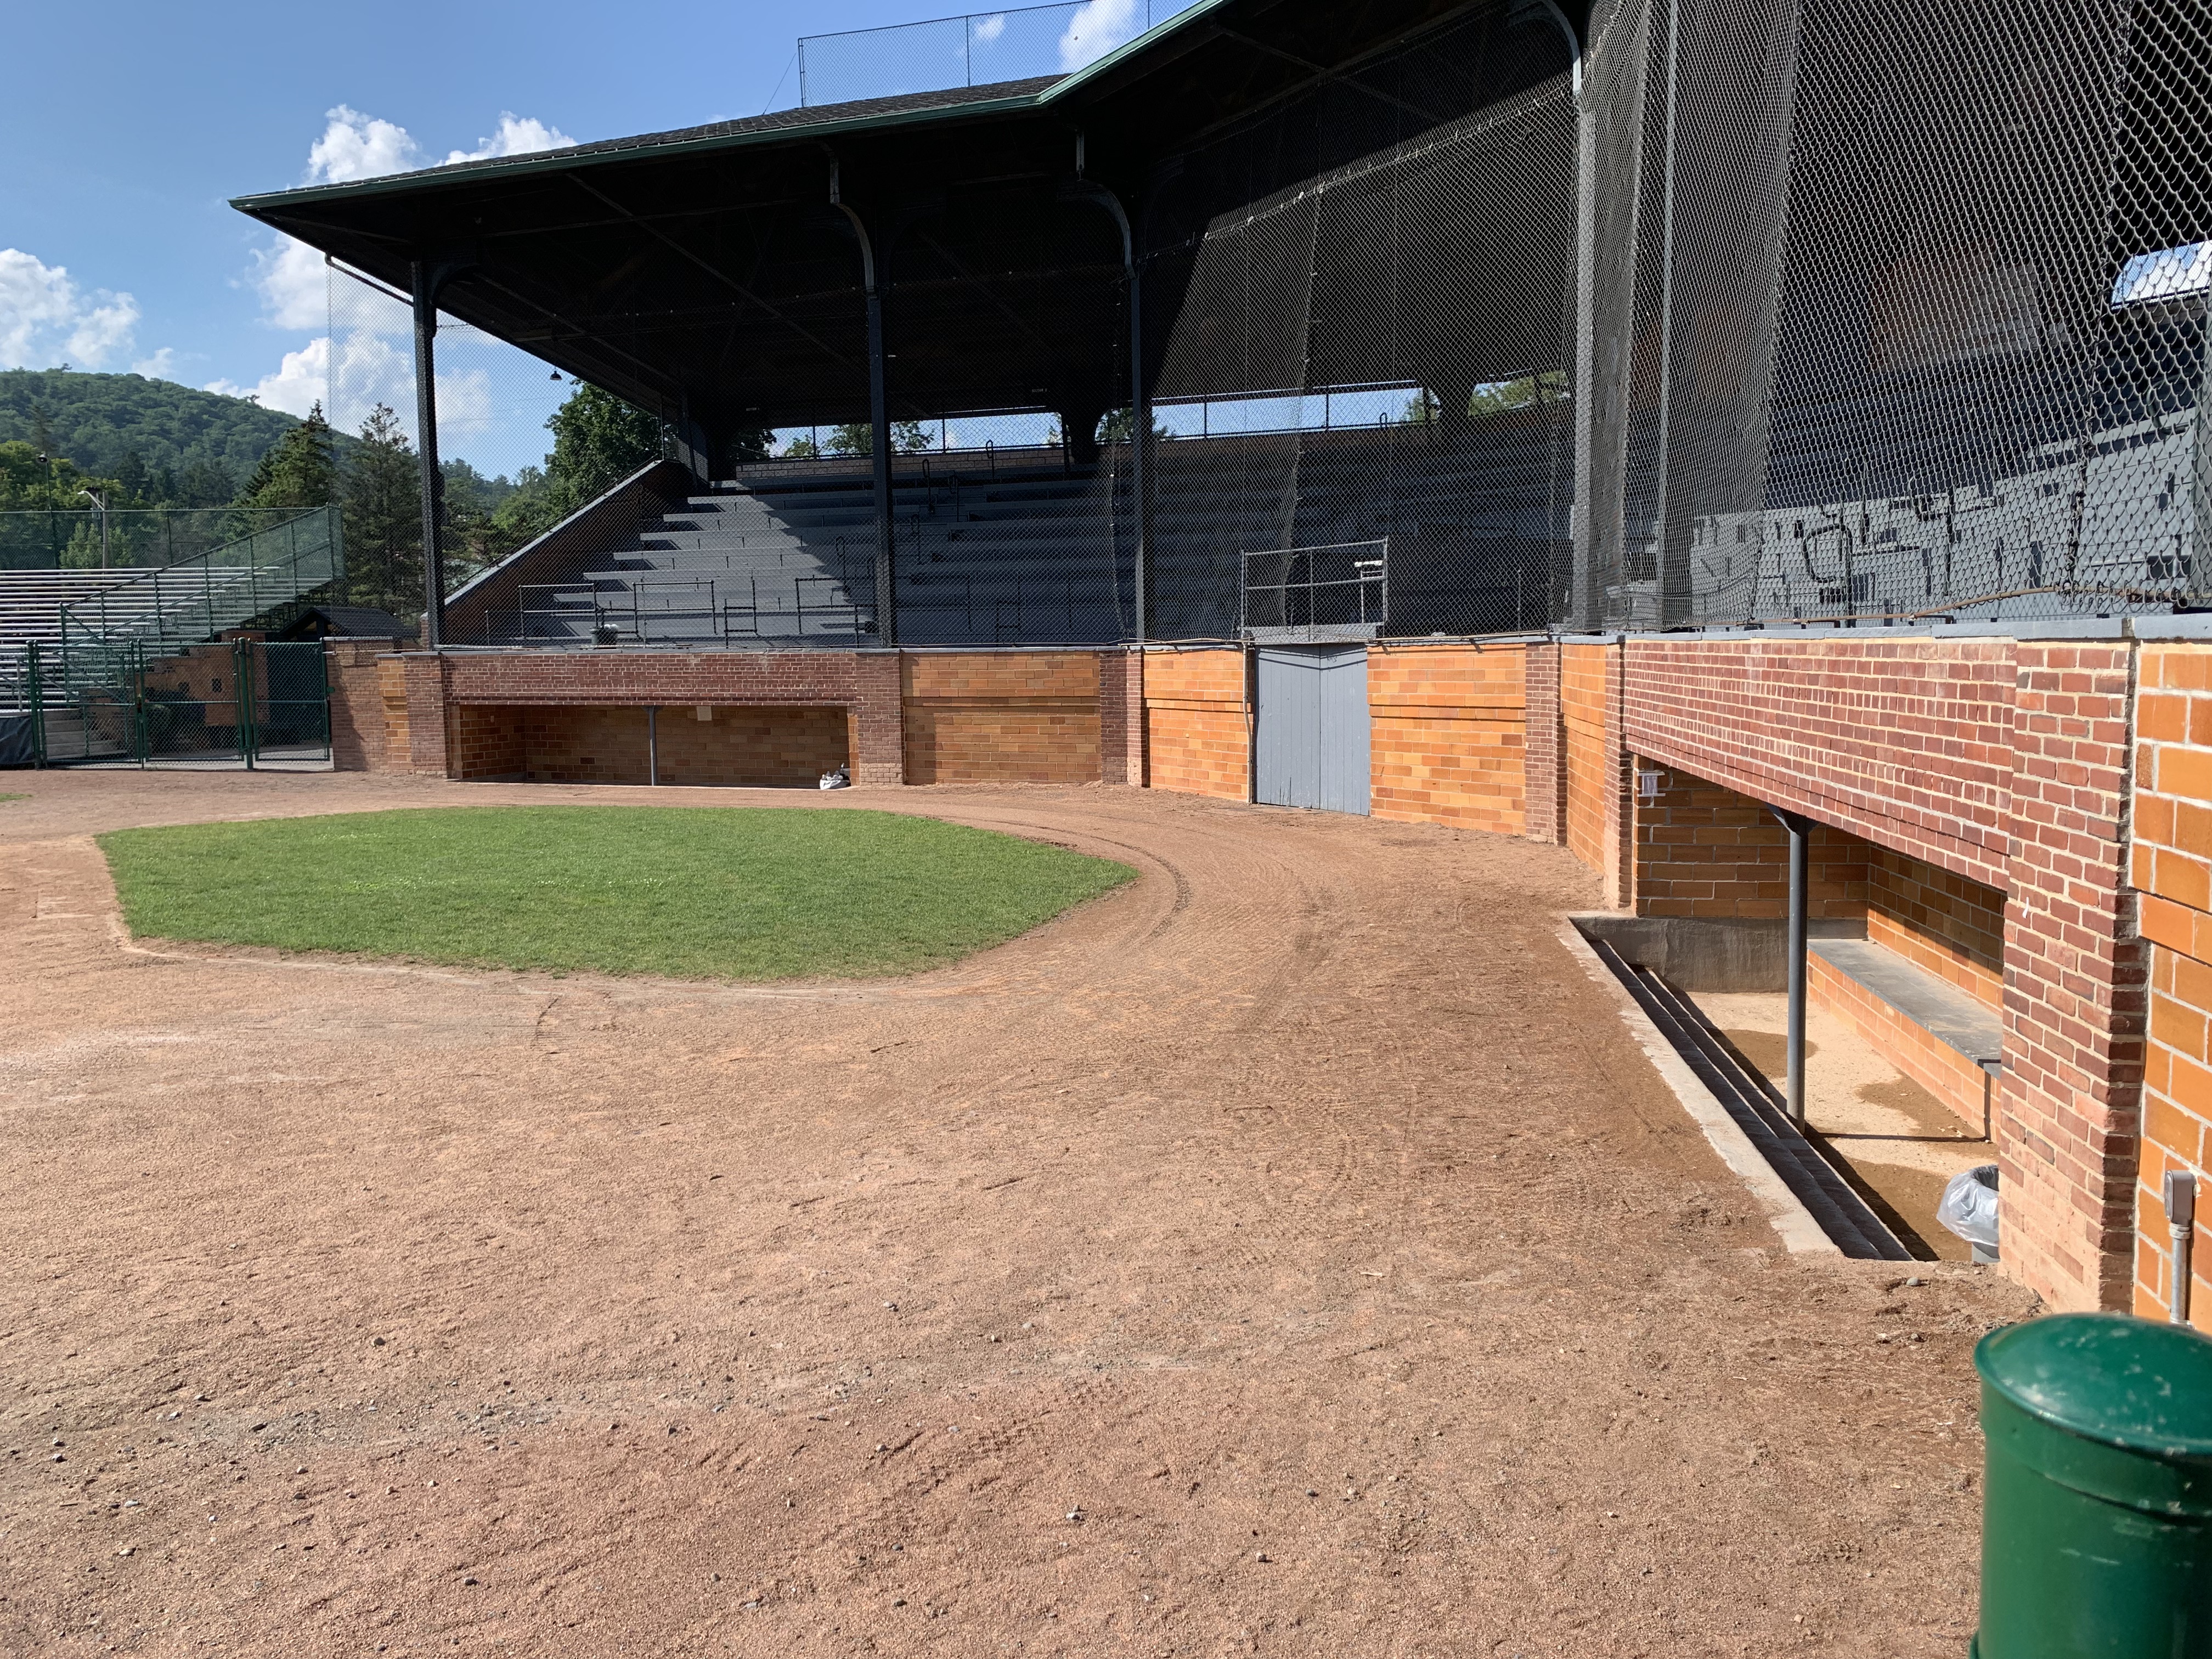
<box><xmin>1555</xmin><ymin>918</ymin><xmax>1840</xmax><ymax>1257</ymax></box>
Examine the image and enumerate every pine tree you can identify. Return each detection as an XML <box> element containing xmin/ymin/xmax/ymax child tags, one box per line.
<box><xmin>343</xmin><ymin>404</ymin><xmax>422</xmax><ymax>616</ymax></box>
<box><xmin>232</xmin><ymin>403</ymin><xmax>338</xmax><ymax>515</ymax></box>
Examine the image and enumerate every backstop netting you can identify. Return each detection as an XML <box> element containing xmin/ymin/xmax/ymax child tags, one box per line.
<box><xmin>1580</xmin><ymin>0</ymin><xmax>2212</xmax><ymax>628</ymax></box>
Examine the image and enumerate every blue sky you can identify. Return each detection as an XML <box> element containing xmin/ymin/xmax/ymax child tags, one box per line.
<box><xmin>0</xmin><ymin>0</ymin><xmax>1153</xmax><ymax>472</ymax></box>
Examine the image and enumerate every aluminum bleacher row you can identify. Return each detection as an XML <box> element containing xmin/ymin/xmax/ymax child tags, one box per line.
<box><xmin>484</xmin><ymin>425</ymin><xmax>1565</xmax><ymax>648</ymax></box>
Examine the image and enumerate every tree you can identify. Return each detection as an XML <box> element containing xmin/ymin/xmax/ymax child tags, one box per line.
<box><xmin>826</xmin><ymin>422</ymin><xmax>873</xmax><ymax>458</ymax></box>
<box><xmin>342</xmin><ymin>404</ymin><xmax>422</xmax><ymax>616</ymax></box>
<box><xmin>894</xmin><ymin>419</ymin><xmax>935</xmax><ymax>454</ymax></box>
<box><xmin>781</xmin><ymin>433</ymin><xmax>821</xmax><ymax>460</ymax></box>
<box><xmin>544</xmin><ymin>383</ymin><xmax>662</xmax><ymax>512</ymax></box>
<box><xmin>232</xmin><ymin>403</ymin><xmax>338</xmax><ymax>516</ymax></box>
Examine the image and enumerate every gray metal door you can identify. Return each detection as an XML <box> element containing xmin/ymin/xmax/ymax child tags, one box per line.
<box><xmin>1255</xmin><ymin>646</ymin><xmax>1370</xmax><ymax>814</ymax></box>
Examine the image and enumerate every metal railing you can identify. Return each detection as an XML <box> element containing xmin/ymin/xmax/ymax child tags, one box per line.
<box><xmin>54</xmin><ymin>507</ymin><xmax>343</xmax><ymax>689</ymax></box>
<box><xmin>1240</xmin><ymin>539</ymin><xmax>1390</xmax><ymax>639</ymax></box>
<box><xmin>794</xmin><ymin>0</ymin><xmax>1196</xmax><ymax>108</ymax></box>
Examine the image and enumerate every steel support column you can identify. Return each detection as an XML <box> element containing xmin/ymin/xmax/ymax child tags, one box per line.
<box><xmin>830</xmin><ymin>164</ymin><xmax>896</xmax><ymax>646</ymax></box>
<box><xmin>1771</xmin><ymin>806</ymin><xmax>1810</xmax><ymax>1125</ymax></box>
<box><xmin>1063</xmin><ymin>167</ymin><xmax>1150</xmax><ymax>641</ymax></box>
<box><xmin>410</xmin><ymin>257</ymin><xmax>472</xmax><ymax>648</ymax></box>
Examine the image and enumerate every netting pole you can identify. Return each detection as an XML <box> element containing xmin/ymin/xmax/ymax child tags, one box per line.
<box><xmin>2196</xmin><ymin>317</ymin><xmax>2212</xmax><ymax>588</ymax></box>
<box><xmin>411</xmin><ymin>259</ymin><xmax>461</xmax><ymax>650</ymax></box>
<box><xmin>1651</xmin><ymin>0</ymin><xmax>1688</xmax><ymax>628</ymax></box>
<box><xmin>1065</xmin><ymin>170</ymin><xmax>1148</xmax><ymax>641</ymax></box>
<box><xmin>831</xmin><ymin>163</ymin><xmax>898</xmax><ymax>646</ymax></box>
<box><xmin>1533</xmin><ymin>0</ymin><xmax>1599</xmax><ymax>630</ymax></box>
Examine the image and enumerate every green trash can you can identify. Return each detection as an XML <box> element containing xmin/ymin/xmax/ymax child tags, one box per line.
<box><xmin>1974</xmin><ymin>1313</ymin><xmax>2212</xmax><ymax>1657</ymax></box>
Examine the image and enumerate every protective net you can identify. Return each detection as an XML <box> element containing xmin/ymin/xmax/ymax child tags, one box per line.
<box><xmin>1582</xmin><ymin>0</ymin><xmax>2212</xmax><ymax>627</ymax></box>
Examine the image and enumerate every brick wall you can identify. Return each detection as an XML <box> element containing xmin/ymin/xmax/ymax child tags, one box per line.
<box><xmin>1144</xmin><ymin>647</ymin><xmax>1249</xmax><ymax>800</ymax></box>
<box><xmin>1631</xmin><ymin>763</ymin><xmax>1867</xmax><ymax>919</ymax></box>
<box><xmin>1098</xmin><ymin>648</ymin><xmax>1146</xmax><ymax>785</ymax></box>
<box><xmin>2130</xmin><ymin>642</ymin><xmax>2212</xmax><ymax>1324</ymax></box>
<box><xmin>377</xmin><ymin>657</ymin><xmax>412</xmax><ymax>770</ymax></box>
<box><xmin>1523</xmin><ymin>643</ymin><xmax>1566</xmax><ymax>844</ymax></box>
<box><xmin>450</xmin><ymin>705</ymin><xmax>527</xmax><ymax>780</ymax></box>
<box><xmin>1867</xmin><ymin>849</ymin><xmax>2006</xmax><ymax>1008</ymax></box>
<box><xmin>1996</xmin><ymin>644</ymin><xmax>2142</xmax><ymax>1313</ymax></box>
<box><xmin>499</xmin><ymin>703</ymin><xmax>848</xmax><ymax>787</ymax></box>
<box><xmin>1619</xmin><ymin>635</ymin><xmax>2017</xmax><ymax>889</ymax></box>
<box><xmin>901</xmin><ymin>653</ymin><xmax>1102</xmax><ymax>785</ymax></box>
<box><xmin>1562</xmin><ymin>642</ymin><xmax>1628</xmax><ymax>905</ymax></box>
<box><xmin>1368</xmin><ymin>644</ymin><xmax>1529</xmax><ymax>833</ymax></box>
<box><xmin>327</xmin><ymin>640</ymin><xmax>400</xmax><ymax>771</ymax></box>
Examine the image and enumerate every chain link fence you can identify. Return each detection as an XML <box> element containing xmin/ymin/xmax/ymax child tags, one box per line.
<box><xmin>793</xmin><ymin>0</ymin><xmax>1191</xmax><ymax>108</ymax></box>
<box><xmin>1580</xmin><ymin>0</ymin><xmax>2211</xmax><ymax>627</ymax></box>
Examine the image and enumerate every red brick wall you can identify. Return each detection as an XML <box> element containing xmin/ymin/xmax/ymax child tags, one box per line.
<box><xmin>499</xmin><ymin>703</ymin><xmax>848</xmax><ymax>787</ymax></box>
<box><xmin>1098</xmin><ymin>648</ymin><xmax>1146</xmax><ymax>785</ymax></box>
<box><xmin>2130</xmin><ymin>643</ymin><xmax>2212</xmax><ymax>1324</ymax></box>
<box><xmin>1368</xmin><ymin>644</ymin><xmax>1528</xmax><ymax>833</ymax></box>
<box><xmin>1144</xmin><ymin>647</ymin><xmax>1249</xmax><ymax>800</ymax></box>
<box><xmin>1867</xmin><ymin>850</ymin><xmax>2006</xmax><ymax>1009</ymax></box>
<box><xmin>326</xmin><ymin>640</ymin><xmax>400</xmax><ymax>772</ymax></box>
<box><xmin>852</xmin><ymin>653</ymin><xmax>904</xmax><ymax>787</ymax></box>
<box><xmin>1997</xmin><ymin>643</ymin><xmax>2142</xmax><ymax>1313</ymax></box>
<box><xmin>450</xmin><ymin>705</ymin><xmax>527</xmax><ymax>780</ymax></box>
<box><xmin>1618</xmin><ymin>636</ymin><xmax>2017</xmax><ymax>889</ymax></box>
<box><xmin>1630</xmin><ymin>763</ymin><xmax>1867</xmax><ymax>919</ymax></box>
<box><xmin>900</xmin><ymin>653</ymin><xmax>1102</xmax><ymax>785</ymax></box>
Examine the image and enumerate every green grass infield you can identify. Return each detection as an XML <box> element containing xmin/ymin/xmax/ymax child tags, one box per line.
<box><xmin>98</xmin><ymin>805</ymin><xmax>1136</xmax><ymax>981</ymax></box>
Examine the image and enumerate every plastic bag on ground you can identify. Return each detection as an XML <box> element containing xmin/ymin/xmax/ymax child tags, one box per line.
<box><xmin>1938</xmin><ymin>1164</ymin><xmax>2000</xmax><ymax>1250</ymax></box>
<box><xmin>818</xmin><ymin>765</ymin><xmax>851</xmax><ymax>791</ymax></box>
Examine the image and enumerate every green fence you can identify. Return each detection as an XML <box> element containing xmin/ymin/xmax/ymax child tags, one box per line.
<box><xmin>30</xmin><ymin>639</ymin><xmax>331</xmax><ymax>769</ymax></box>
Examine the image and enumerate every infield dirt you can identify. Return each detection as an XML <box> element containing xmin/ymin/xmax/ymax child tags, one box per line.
<box><xmin>0</xmin><ymin>770</ymin><xmax>2033</xmax><ymax>1657</ymax></box>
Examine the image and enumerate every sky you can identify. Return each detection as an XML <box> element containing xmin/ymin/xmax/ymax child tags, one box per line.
<box><xmin>0</xmin><ymin>0</ymin><xmax>1154</xmax><ymax>475</ymax></box>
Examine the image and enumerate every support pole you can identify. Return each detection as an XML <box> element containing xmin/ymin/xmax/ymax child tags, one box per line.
<box><xmin>648</xmin><ymin>705</ymin><xmax>659</xmax><ymax>787</ymax></box>
<box><xmin>2166</xmin><ymin>1171</ymin><xmax>2197</xmax><ymax>1325</ymax></box>
<box><xmin>1062</xmin><ymin>167</ymin><xmax>1149</xmax><ymax>641</ymax></box>
<box><xmin>830</xmin><ymin>163</ymin><xmax>896</xmax><ymax>647</ymax></box>
<box><xmin>411</xmin><ymin>260</ymin><xmax>448</xmax><ymax>649</ymax></box>
<box><xmin>1771</xmin><ymin>807</ymin><xmax>1810</xmax><ymax>1125</ymax></box>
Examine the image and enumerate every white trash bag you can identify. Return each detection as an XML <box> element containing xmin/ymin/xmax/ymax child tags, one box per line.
<box><xmin>1938</xmin><ymin>1164</ymin><xmax>2000</xmax><ymax>1261</ymax></box>
<box><xmin>818</xmin><ymin>765</ymin><xmax>852</xmax><ymax>791</ymax></box>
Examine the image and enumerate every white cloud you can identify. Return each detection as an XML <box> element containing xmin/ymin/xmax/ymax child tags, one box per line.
<box><xmin>307</xmin><ymin>105</ymin><xmax>424</xmax><ymax>184</ymax></box>
<box><xmin>207</xmin><ymin>335</ymin><xmax>329</xmax><ymax>416</ymax></box>
<box><xmin>0</xmin><ymin>247</ymin><xmax>140</xmax><ymax>370</ymax></box>
<box><xmin>444</xmin><ymin>113</ymin><xmax>576</xmax><ymax>165</ymax></box>
<box><xmin>1058</xmin><ymin>0</ymin><xmax>1142</xmax><ymax>70</ymax></box>
<box><xmin>249</xmin><ymin>235</ymin><xmax>329</xmax><ymax>330</ymax></box>
<box><xmin>973</xmin><ymin>13</ymin><xmax>1006</xmax><ymax>42</ymax></box>
<box><xmin>132</xmin><ymin>347</ymin><xmax>183</xmax><ymax>381</ymax></box>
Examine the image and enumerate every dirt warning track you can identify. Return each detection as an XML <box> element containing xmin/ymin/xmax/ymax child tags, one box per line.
<box><xmin>0</xmin><ymin>771</ymin><xmax>2029</xmax><ymax>1657</ymax></box>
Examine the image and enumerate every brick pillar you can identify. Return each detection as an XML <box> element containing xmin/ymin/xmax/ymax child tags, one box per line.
<box><xmin>1521</xmin><ymin>642</ymin><xmax>1565</xmax><ymax>844</ymax></box>
<box><xmin>1098</xmin><ymin>648</ymin><xmax>1147</xmax><ymax>785</ymax></box>
<box><xmin>325</xmin><ymin>638</ymin><xmax>401</xmax><ymax>772</ymax></box>
<box><xmin>1998</xmin><ymin>642</ymin><xmax>2144</xmax><ymax>1311</ymax></box>
<box><xmin>398</xmin><ymin>652</ymin><xmax>453</xmax><ymax>776</ymax></box>
<box><xmin>850</xmin><ymin>651</ymin><xmax>906</xmax><ymax>787</ymax></box>
<box><xmin>1601</xmin><ymin>641</ymin><xmax>1632</xmax><ymax>907</ymax></box>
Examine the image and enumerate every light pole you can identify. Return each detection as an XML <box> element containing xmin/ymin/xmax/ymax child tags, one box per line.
<box><xmin>76</xmin><ymin>489</ymin><xmax>110</xmax><ymax>571</ymax></box>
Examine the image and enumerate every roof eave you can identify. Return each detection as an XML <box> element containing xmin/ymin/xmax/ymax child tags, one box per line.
<box><xmin>227</xmin><ymin>87</ymin><xmax>1055</xmax><ymax>217</ymax></box>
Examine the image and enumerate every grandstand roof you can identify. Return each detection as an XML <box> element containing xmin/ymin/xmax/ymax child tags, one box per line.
<box><xmin>233</xmin><ymin>0</ymin><xmax>1581</xmax><ymax>452</ymax></box>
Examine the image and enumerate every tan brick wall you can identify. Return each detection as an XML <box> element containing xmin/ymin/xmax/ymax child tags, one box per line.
<box><xmin>1144</xmin><ymin>647</ymin><xmax>1248</xmax><ymax>800</ymax></box>
<box><xmin>1522</xmin><ymin>643</ymin><xmax>1566</xmax><ymax>844</ymax></box>
<box><xmin>377</xmin><ymin>657</ymin><xmax>412</xmax><ymax>769</ymax></box>
<box><xmin>326</xmin><ymin>640</ymin><xmax>401</xmax><ymax>771</ymax></box>
<box><xmin>1562</xmin><ymin>642</ymin><xmax>1627</xmax><ymax>905</ymax></box>
<box><xmin>2130</xmin><ymin>642</ymin><xmax>2212</xmax><ymax>1325</ymax></box>
<box><xmin>901</xmin><ymin>652</ymin><xmax>1102</xmax><ymax>785</ymax></box>
<box><xmin>1367</xmin><ymin>644</ymin><xmax>1528</xmax><ymax>833</ymax></box>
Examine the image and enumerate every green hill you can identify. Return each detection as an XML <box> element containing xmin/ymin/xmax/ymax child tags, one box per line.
<box><xmin>0</xmin><ymin>370</ymin><xmax>304</xmax><ymax>502</ymax></box>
